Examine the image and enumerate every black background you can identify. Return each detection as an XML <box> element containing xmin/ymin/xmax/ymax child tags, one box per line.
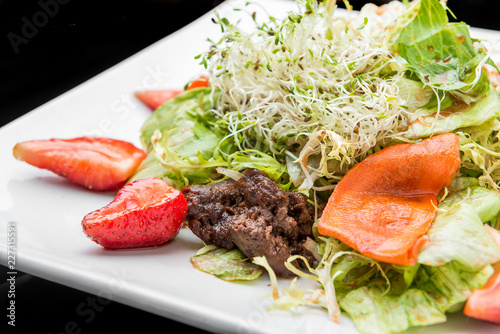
<box><xmin>1</xmin><ymin>0</ymin><xmax>500</xmax><ymax>333</ymax></box>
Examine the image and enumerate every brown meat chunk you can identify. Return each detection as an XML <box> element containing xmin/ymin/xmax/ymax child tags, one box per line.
<box><xmin>182</xmin><ymin>180</ymin><xmax>243</xmax><ymax>249</ymax></box>
<box><xmin>182</xmin><ymin>169</ymin><xmax>318</xmax><ymax>277</ymax></box>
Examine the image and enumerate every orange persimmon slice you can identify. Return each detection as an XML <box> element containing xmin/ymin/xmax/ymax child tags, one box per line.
<box><xmin>318</xmin><ymin>133</ymin><xmax>461</xmax><ymax>266</ymax></box>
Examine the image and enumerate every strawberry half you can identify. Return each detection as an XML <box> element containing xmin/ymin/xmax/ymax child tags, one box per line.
<box><xmin>186</xmin><ymin>75</ymin><xmax>209</xmax><ymax>90</ymax></box>
<box><xmin>13</xmin><ymin>137</ymin><xmax>146</xmax><ymax>191</ymax></box>
<box><xmin>82</xmin><ymin>177</ymin><xmax>188</xmax><ymax>249</ymax></box>
<box><xmin>134</xmin><ymin>89</ymin><xmax>183</xmax><ymax>110</ymax></box>
<box><xmin>134</xmin><ymin>76</ymin><xmax>210</xmax><ymax>110</ymax></box>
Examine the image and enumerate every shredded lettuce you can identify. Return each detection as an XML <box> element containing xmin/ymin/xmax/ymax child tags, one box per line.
<box><xmin>456</xmin><ymin>119</ymin><xmax>500</xmax><ymax>189</ymax></box>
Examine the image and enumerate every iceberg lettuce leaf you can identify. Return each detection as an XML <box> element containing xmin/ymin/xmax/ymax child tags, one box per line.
<box><xmin>339</xmin><ymin>261</ymin><xmax>493</xmax><ymax>334</ymax></box>
<box><xmin>396</xmin><ymin>23</ymin><xmax>478</xmax><ymax>91</ymax></box>
<box><xmin>394</xmin><ymin>0</ymin><xmax>448</xmax><ymax>46</ymax></box>
<box><xmin>406</xmin><ymin>82</ymin><xmax>500</xmax><ymax>139</ymax></box>
<box><xmin>414</xmin><ymin>261</ymin><xmax>493</xmax><ymax>312</ymax></box>
<box><xmin>340</xmin><ymin>286</ymin><xmax>446</xmax><ymax>334</ymax></box>
<box><xmin>417</xmin><ymin>186</ymin><xmax>500</xmax><ymax>270</ymax></box>
<box><xmin>394</xmin><ymin>0</ymin><xmax>494</xmax><ymax>93</ymax></box>
<box><xmin>456</xmin><ymin>118</ymin><xmax>500</xmax><ymax>190</ymax></box>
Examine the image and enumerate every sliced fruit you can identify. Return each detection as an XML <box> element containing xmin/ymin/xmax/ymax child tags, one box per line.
<box><xmin>464</xmin><ymin>262</ymin><xmax>500</xmax><ymax>324</ymax></box>
<box><xmin>134</xmin><ymin>76</ymin><xmax>209</xmax><ymax>110</ymax></box>
<box><xmin>13</xmin><ymin>137</ymin><xmax>146</xmax><ymax>191</ymax></box>
<box><xmin>464</xmin><ymin>225</ymin><xmax>500</xmax><ymax>324</ymax></box>
<box><xmin>82</xmin><ymin>177</ymin><xmax>188</xmax><ymax>249</ymax></box>
<box><xmin>134</xmin><ymin>89</ymin><xmax>183</xmax><ymax>110</ymax></box>
<box><xmin>318</xmin><ymin>133</ymin><xmax>461</xmax><ymax>266</ymax></box>
<box><xmin>186</xmin><ymin>75</ymin><xmax>209</xmax><ymax>90</ymax></box>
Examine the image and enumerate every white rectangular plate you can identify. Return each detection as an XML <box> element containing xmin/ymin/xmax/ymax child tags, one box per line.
<box><xmin>1</xmin><ymin>1</ymin><xmax>499</xmax><ymax>333</ymax></box>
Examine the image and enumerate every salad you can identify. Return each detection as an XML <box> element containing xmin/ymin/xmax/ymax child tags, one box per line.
<box><xmin>132</xmin><ymin>0</ymin><xmax>500</xmax><ymax>332</ymax></box>
<box><xmin>11</xmin><ymin>0</ymin><xmax>500</xmax><ymax>333</ymax></box>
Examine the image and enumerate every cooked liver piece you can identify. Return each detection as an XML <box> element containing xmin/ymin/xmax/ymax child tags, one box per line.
<box><xmin>182</xmin><ymin>168</ymin><xmax>317</xmax><ymax>277</ymax></box>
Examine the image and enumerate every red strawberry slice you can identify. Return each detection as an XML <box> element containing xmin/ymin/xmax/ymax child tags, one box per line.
<box><xmin>82</xmin><ymin>177</ymin><xmax>188</xmax><ymax>249</ymax></box>
<box><xmin>134</xmin><ymin>76</ymin><xmax>210</xmax><ymax>111</ymax></box>
<box><xmin>134</xmin><ymin>89</ymin><xmax>183</xmax><ymax>110</ymax></box>
<box><xmin>186</xmin><ymin>75</ymin><xmax>209</xmax><ymax>90</ymax></box>
<box><xmin>13</xmin><ymin>137</ymin><xmax>146</xmax><ymax>191</ymax></box>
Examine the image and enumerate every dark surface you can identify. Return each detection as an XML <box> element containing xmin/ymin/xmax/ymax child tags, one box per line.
<box><xmin>2</xmin><ymin>0</ymin><xmax>500</xmax><ymax>333</ymax></box>
<box><xmin>0</xmin><ymin>267</ymin><xmax>213</xmax><ymax>334</ymax></box>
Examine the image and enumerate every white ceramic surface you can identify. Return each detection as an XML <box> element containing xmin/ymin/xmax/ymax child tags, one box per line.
<box><xmin>1</xmin><ymin>1</ymin><xmax>499</xmax><ymax>333</ymax></box>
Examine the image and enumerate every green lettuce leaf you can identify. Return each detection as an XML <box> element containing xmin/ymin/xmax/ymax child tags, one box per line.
<box><xmin>394</xmin><ymin>0</ymin><xmax>494</xmax><ymax>93</ymax></box>
<box><xmin>130</xmin><ymin>88</ymin><xmax>233</xmax><ymax>188</ymax></box>
<box><xmin>339</xmin><ymin>261</ymin><xmax>493</xmax><ymax>334</ymax></box>
<box><xmin>443</xmin><ymin>185</ymin><xmax>500</xmax><ymax>222</ymax></box>
<box><xmin>417</xmin><ymin>186</ymin><xmax>500</xmax><ymax>269</ymax></box>
<box><xmin>394</xmin><ymin>0</ymin><xmax>447</xmax><ymax>46</ymax></box>
<box><xmin>140</xmin><ymin>88</ymin><xmax>220</xmax><ymax>153</ymax></box>
<box><xmin>394</xmin><ymin>77</ymin><xmax>434</xmax><ymax>112</ymax></box>
<box><xmin>227</xmin><ymin>149</ymin><xmax>291</xmax><ymax>190</ymax></box>
<box><xmin>448</xmin><ymin>176</ymin><xmax>479</xmax><ymax>194</ymax></box>
<box><xmin>406</xmin><ymin>81</ymin><xmax>500</xmax><ymax>139</ymax></box>
<box><xmin>394</xmin><ymin>0</ymin><xmax>500</xmax><ymax>140</ymax></box>
<box><xmin>396</xmin><ymin>23</ymin><xmax>478</xmax><ymax>91</ymax></box>
<box><xmin>190</xmin><ymin>247</ymin><xmax>264</xmax><ymax>281</ymax></box>
<box><xmin>414</xmin><ymin>261</ymin><xmax>493</xmax><ymax>312</ymax></box>
<box><xmin>340</xmin><ymin>286</ymin><xmax>446</xmax><ymax>334</ymax></box>
<box><xmin>456</xmin><ymin>118</ymin><xmax>500</xmax><ymax>190</ymax></box>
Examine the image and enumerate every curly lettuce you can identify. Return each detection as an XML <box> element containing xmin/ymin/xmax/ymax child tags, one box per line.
<box><xmin>130</xmin><ymin>88</ymin><xmax>233</xmax><ymax>188</ymax></box>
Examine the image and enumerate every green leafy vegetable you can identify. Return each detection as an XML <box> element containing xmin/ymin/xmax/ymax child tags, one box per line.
<box><xmin>414</xmin><ymin>261</ymin><xmax>494</xmax><ymax>312</ymax></box>
<box><xmin>140</xmin><ymin>88</ymin><xmax>223</xmax><ymax>155</ymax></box>
<box><xmin>417</xmin><ymin>188</ymin><xmax>500</xmax><ymax>269</ymax></box>
<box><xmin>228</xmin><ymin>149</ymin><xmax>291</xmax><ymax>190</ymax></box>
<box><xmin>395</xmin><ymin>0</ymin><xmax>447</xmax><ymax>44</ymax></box>
<box><xmin>406</xmin><ymin>82</ymin><xmax>500</xmax><ymax>139</ymax></box>
<box><xmin>130</xmin><ymin>88</ymin><xmax>233</xmax><ymax>188</ymax></box>
<box><xmin>191</xmin><ymin>247</ymin><xmax>264</xmax><ymax>281</ymax></box>
<box><xmin>339</xmin><ymin>261</ymin><xmax>493</xmax><ymax>334</ymax></box>
<box><xmin>340</xmin><ymin>286</ymin><xmax>446</xmax><ymax>334</ymax></box>
<box><xmin>456</xmin><ymin>119</ymin><xmax>500</xmax><ymax>190</ymax></box>
<box><xmin>394</xmin><ymin>0</ymin><xmax>494</xmax><ymax>92</ymax></box>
